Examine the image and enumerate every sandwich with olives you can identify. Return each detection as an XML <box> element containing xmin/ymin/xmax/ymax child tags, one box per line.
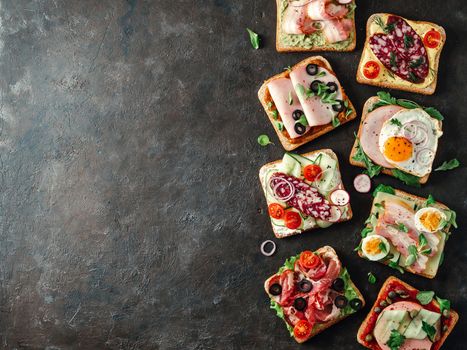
<box><xmin>259</xmin><ymin>149</ymin><xmax>352</xmax><ymax>239</ymax></box>
<box><xmin>265</xmin><ymin>246</ymin><xmax>365</xmax><ymax>343</ymax></box>
<box><xmin>355</xmin><ymin>184</ymin><xmax>457</xmax><ymax>279</ymax></box>
<box><xmin>258</xmin><ymin>56</ymin><xmax>356</xmax><ymax>151</ymax></box>
<box><xmin>357</xmin><ymin>276</ymin><xmax>458</xmax><ymax>350</ymax></box>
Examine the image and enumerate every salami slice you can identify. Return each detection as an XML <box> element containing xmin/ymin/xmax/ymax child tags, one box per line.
<box><xmin>369</xmin><ymin>15</ymin><xmax>429</xmax><ymax>83</ymax></box>
<box><xmin>270</xmin><ymin>172</ymin><xmax>331</xmax><ymax>221</ymax></box>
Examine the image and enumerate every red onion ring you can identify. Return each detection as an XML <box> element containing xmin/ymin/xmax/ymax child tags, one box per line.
<box><xmin>402</xmin><ymin>121</ymin><xmax>429</xmax><ymax>146</ymax></box>
<box><xmin>269</xmin><ymin>177</ymin><xmax>295</xmax><ymax>202</ymax></box>
<box><xmin>260</xmin><ymin>240</ymin><xmax>276</xmax><ymax>256</ymax></box>
<box><xmin>416</xmin><ymin>148</ymin><xmax>434</xmax><ymax>166</ymax></box>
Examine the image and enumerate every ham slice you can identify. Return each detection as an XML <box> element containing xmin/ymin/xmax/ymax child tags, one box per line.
<box><xmin>360</xmin><ymin>105</ymin><xmax>404</xmax><ymax>168</ymax></box>
<box><xmin>268</xmin><ymin>78</ymin><xmax>310</xmax><ymax>139</ymax></box>
<box><xmin>289</xmin><ymin>65</ymin><xmax>343</xmax><ymax>127</ymax></box>
<box><xmin>282</xmin><ymin>4</ymin><xmax>317</xmax><ymax>35</ymax></box>
<box><xmin>307</xmin><ymin>0</ymin><xmax>348</xmax><ymax>21</ymax></box>
<box><xmin>322</xmin><ymin>18</ymin><xmax>353</xmax><ymax>43</ymax></box>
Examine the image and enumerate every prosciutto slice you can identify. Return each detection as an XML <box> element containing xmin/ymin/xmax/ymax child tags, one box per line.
<box><xmin>322</xmin><ymin>18</ymin><xmax>353</xmax><ymax>43</ymax></box>
<box><xmin>307</xmin><ymin>0</ymin><xmax>348</xmax><ymax>21</ymax></box>
<box><xmin>282</xmin><ymin>3</ymin><xmax>318</xmax><ymax>35</ymax></box>
<box><xmin>360</xmin><ymin>105</ymin><xmax>404</xmax><ymax>168</ymax></box>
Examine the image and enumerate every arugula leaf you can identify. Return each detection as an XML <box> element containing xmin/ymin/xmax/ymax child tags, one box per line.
<box><xmin>436</xmin><ymin>296</ymin><xmax>451</xmax><ymax>315</ymax></box>
<box><xmin>297</xmin><ymin>114</ymin><xmax>308</xmax><ymax>127</ymax></box>
<box><xmin>416</xmin><ymin>291</ymin><xmax>435</xmax><ymax>305</ymax></box>
<box><xmin>361</xmin><ymin>226</ymin><xmax>373</xmax><ymax>238</ymax></box>
<box><xmin>373</xmin><ymin>184</ymin><xmax>395</xmax><ymax>197</ymax></box>
<box><xmin>435</xmin><ymin>159</ymin><xmax>460</xmax><ymax>171</ymax></box>
<box><xmin>316</xmin><ymin>71</ymin><xmax>326</xmax><ymax>78</ymax></box>
<box><xmin>271</xmin><ymin>110</ymin><xmax>278</xmax><ymax>120</ymax></box>
<box><xmin>391</xmin><ymin>223</ymin><xmax>408</xmax><ymax>233</ymax></box>
<box><xmin>295</xmin><ymin>83</ymin><xmax>306</xmax><ymax>98</ymax></box>
<box><xmin>447</xmin><ymin>210</ymin><xmax>458</xmax><ymax>229</ymax></box>
<box><xmin>345</xmin><ymin>107</ymin><xmax>353</xmax><ymax>118</ymax></box>
<box><xmin>425</xmin><ymin>194</ymin><xmax>435</xmax><ymax>206</ymax></box>
<box><xmin>275</xmin><ymin>121</ymin><xmax>284</xmax><ymax>131</ymax></box>
<box><xmin>353</xmin><ymin>137</ymin><xmax>382</xmax><ymax>177</ymax></box>
<box><xmin>246</xmin><ymin>28</ymin><xmax>260</xmax><ymax>49</ymax></box>
<box><xmin>388</xmin><ymin>261</ymin><xmax>404</xmax><ymax>274</ymax></box>
<box><xmin>405</xmin><ymin>245</ymin><xmax>418</xmax><ymax>266</ymax></box>
<box><xmin>340</xmin><ymin>268</ymin><xmax>360</xmax><ymax>316</ymax></box>
<box><xmin>378</xmin><ymin>241</ymin><xmax>388</xmax><ymax>254</ymax></box>
<box><xmin>332</xmin><ymin>115</ymin><xmax>341</xmax><ymax>127</ymax></box>
<box><xmin>288</xmin><ymin>91</ymin><xmax>293</xmax><ymax>105</ymax></box>
<box><xmin>424</xmin><ymin>107</ymin><xmax>444</xmax><ymax>121</ymax></box>
<box><xmin>396</xmin><ymin>99</ymin><xmax>420</xmax><ymax>109</ymax></box>
<box><xmin>367</xmin><ymin>272</ymin><xmax>376</xmax><ymax>284</ymax></box>
<box><xmin>278</xmin><ymin>254</ymin><xmax>300</xmax><ymax>274</ymax></box>
<box><xmin>390</xmin><ymin>118</ymin><xmax>402</xmax><ymax>127</ymax></box>
<box><xmin>418</xmin><ymin>233</ymin><xmax>428</xmax><ymax>247</ymax></box>
<box><xmin>387</xmin><ymin>329</ymin><xmax>405</xmax><ymax>350</ymax></box>
<box><xmin>257</xmin><ymin>134</ymin><xmax>272</xmax><ymax>146</ymax></box>
<box><xmin>422</xmin><ymin>321</ymin><xmax>436</xmax><ymax>342</ymax></box>
<box><xmin>392</xmin><ymin>169</ymin><xmax>421</xmax><ymax>187</ymax></box>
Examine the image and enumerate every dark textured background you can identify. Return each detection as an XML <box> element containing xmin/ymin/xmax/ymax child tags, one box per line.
<box><xmin>0</xmin><ymin>0</ymin><xmax>465</xmax><ymax>349</ymax></box>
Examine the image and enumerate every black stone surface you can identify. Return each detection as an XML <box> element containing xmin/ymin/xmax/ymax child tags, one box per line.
<box><xmin>0</xmin><ymin>1</ymin><xmax>465</xmax><ymax>349</ymax></box>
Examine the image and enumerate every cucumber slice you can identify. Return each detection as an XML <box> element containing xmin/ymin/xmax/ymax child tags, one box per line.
<box><xmin>279</xmin><ymin>153</ymin><xmax>300</xmax><ymax>175</ymax></box>
<box><xmin>313</xmin><ymin>153</ymin><xmax>339</xmax><ymax>195</ymax></box>
<box><xmin>316</xmin><ymin>219</ymin><xmax>333</xmax><ymax>228</ymax></box>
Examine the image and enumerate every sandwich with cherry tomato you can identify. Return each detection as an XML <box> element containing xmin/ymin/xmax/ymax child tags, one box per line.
<box><xmin>265</xmin><ymin>246</ymin><xmax>365</xmax><ymax>343</ymax></box>
<box><xmin>259</xmin><ymin>149</ymin><xmax>352</xmax><ymax>238</ymax></box>
<box><xmin>357</xmin><ymin>13</ymin><xmax>445</xmax><ymax>95</ymax></box>
<box><xmin>357</xmin><ymin>276</ymin><xmax>458</xmax><ymax>350</ymax></box>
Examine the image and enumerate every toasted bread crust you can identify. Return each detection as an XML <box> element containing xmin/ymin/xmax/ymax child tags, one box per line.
<box><xmin>356</xmin><ymin>13</ymin><xmax>446</xmax><ymax>95</ymax></box>
<box><xmin>357</xmin><ymin>276</ymin><xmax>459</xmax><ymax>350</ymax></box>
<box><xmin>259</xmin><ymin>149</ymin><xmax>353</xmax><ymax>238</ymax></box>
<box><xmin>357</xmin><ymin>188</ymin><xmax>452</xmax><ymax>279</ymax></box>
<box><xmin>275</xmin><ymin>0</ymin><xmax>356</xmax><ymax>52</ymax></box>
<box><xmin>349</xmin><ymin>96</ymin><xmax>442</xmax><ymax>184</ymax></box>
<box><xmin>258</xmin><ymin>56</ymin><xmax>357</xmax><ymax>151</ymax></box>
<box><xmin>265</xmin><ymin>246</ymin><xmax>365</xmax><ymax>343</ymax></box>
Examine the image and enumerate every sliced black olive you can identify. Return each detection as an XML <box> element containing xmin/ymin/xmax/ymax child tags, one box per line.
<box><xmin>269</xmin><ymin>283</ymin><xmax>282</xmax><ymax>296</ymax></box>
<box><xmin>310</xmin><ymin>80</ymin><xmax>323</xmax><ymax>93</ymax></box>
<box><xmin>334</xmin><ymin>295</ymin><xmax>348</xmax><ymax>309</ymax></box>
<box><xmin>306</xmin><ymin>64</ymin><xmax>318</xmax><ymax>76</ymax></box>
<box><xmin>294</xmin><ymin>297</ymin><xmax>307</xmax><ymax>311</ymax></box>
<box><xmin>294</xmin><ymin>123</ymin><xmax>306</xmax><ymax>135</ymax></box>
<box><xmin>298</xmin><ymin>279</ymin><xmax>313</xmax><ymax>293</ymax></box>
<box><xmin>292</xmin><ymin>109</ymin><xmax>303</xmax><ymax>121</ymax></box>
<box><xmin>331</xmin><ymin>278</ymin><xmax>345</xmax><ymax>292</ymax></box>
<box><xmin>332</xmin><ymin>99</ymin><xmax>345</xmax><ymax>112</ymax></box>
<box><xmin>350</xmin><ymin>298</ymin><xmax>363</xmax><ymax>311</ymax></box>
<box><xmin>326</xmin><ymin>82</ymin><xmax>338</xmax><ymax>93</ymax></box>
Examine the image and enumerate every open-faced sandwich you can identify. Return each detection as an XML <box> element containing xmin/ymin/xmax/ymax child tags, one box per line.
<box><xmin>259</xmin><ymin>56</ymin><xmax>356</xmax><ymax>151</ymax></box>
<box><xmin>265</xmin><ymin>246</ymin><xmax>365</xmax><ymax>343</ymax></box>
<box><xmin>259</xmin><ymin>149</ymin><xmax>352</xmax><ymax>238</ymax></box>
<box><xmin>276</xmin><ymin>0</ymin><xmax>357</xmax><ymax>52</ymax></box>
<box><xmin>355</xmin><ymin>184</ymin><xmax>457</xmax><ymax>279</ymax></box>
<box><xmin>349</xmin><ymin>92</ymin><xmax>444</xmax><ymax>186</ymax></box>
<box><xmin>357</xmin><ymin>13</ymin><xmax>446</xmax><ymax>95</ymax></box>
<box><xmin>357</xmin><ymin>276</ymin><xmax>458</xmax><ymax>350</ymax></box>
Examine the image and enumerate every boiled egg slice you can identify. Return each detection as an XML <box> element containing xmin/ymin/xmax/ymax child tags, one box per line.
<box><xmin>362</xmin><ymin>235</ymin><xmax>390</xmax><ymax>261</ymax></box>
<box><xmin>414</xmin><ymin>207</ymin><xmax>446</xmax><ymax>233</ymax></box>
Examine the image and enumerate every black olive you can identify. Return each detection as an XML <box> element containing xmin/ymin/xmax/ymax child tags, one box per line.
<box><xmin>326</xmin><ymin>82</ymin><xmax>338</xmax><ymax>93</ymax></box>
<box><xmin>306</xmin><ymin>64</ymin><xmax>318</xmax><ymax>76</ymax></box>
<box><xmin>294</xmin><ymin>123</ymin><xmax>306</xmax><ymax>135</ymax></box>
<box><xmin>350</xmin><ymin>298</ymin><xmax>363</xmax><ymax>310</ymax></box>
<box><xmin>332</xmin><ymin>99</ymin><xmax>345</xmax><ymax>112</ymax></box>
<box><xmin>298</xmin><ymin>279</ymin><xmax>313</xmax><ymax>293</ymax></box>
<box><xmin>331</xmin><ymin>278</ymin><xmax>345</xmax><ymax>292</ymax></box>
<box><xmin>294</xmin><ymin>297</ymin><xmax>307</xmax><ymax>311</ymax></box>
<box><xmin>269</xmin><ymin>283</ymin><xmax>282</xmax><ymax>296</ymax></box>
<box><xmin>292</xmin><ymin>109</ymin><xmax>303</xmax><ymax>121</ymax></box>
<box><xmin>334</xmin><ymin>295</ymin><xmax>348</xmax><ymax>309</ymax></box>
<box><xmin>310</xmin><ymin>80</ymin><xmax>323</xmax><ymax>93</ymax></box>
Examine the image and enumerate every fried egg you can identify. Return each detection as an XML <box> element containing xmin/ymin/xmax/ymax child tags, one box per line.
<box><xmin>414</xmin><ymin>207</ymin><xmax>446</xmax><ymax>233</ymax></box>
<box><xmin>362</xmin><ymin>235</ymin><xmax>390</xmax><ymax>261</ymax></box>
<box><xmin>378</xmin><ymin>108</ymin><xmax>443</xmax><ymax>177</ymax></box>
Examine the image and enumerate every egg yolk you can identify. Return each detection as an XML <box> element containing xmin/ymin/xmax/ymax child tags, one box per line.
<box><xmin>383</xmin><ymin>136</ymin><xmax>413</xmax><ymax>162</ymax></box>
<box><xmin>419</xmin><ymin>210</ymin><xmax>442</xmax><ymax>231</ymax></box>
<box><xmin>364</xmin><ymin>237</ymin><xmax>383</xmax><ymax>255</ymax></box>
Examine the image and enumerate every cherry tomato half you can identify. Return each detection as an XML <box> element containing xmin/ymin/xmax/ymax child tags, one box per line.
<box><xmin>299</xmin><ymin>251</ymin><xmax>321</xmax><ymax>269</ymax></box>
<box><xmin>303</xmin><ymin>164</ymin><xmax>322</xmax><ymax>182</ymax></box>
<box><xmin>363</xmin><ymin>60</ymin><xmax>380</xmax><ymax>79</ymax></box>
<box><xmin>268</xmin><ymin>203</ymin><xmax>285</xmax><ymax>220</ymax></box>
<box><xmin>293</xmin><ymin>320</ymin><xmax>313</xmax><ymax>341</ymax></box>
<box><xmin>285</xmin><ymin>211</ymin><xmax>302</xmax><ymax>230</ymax></box>
<box><xmin>423</xmin><ymin>29</ymin><xmax>441</xmax><ymax>49</ymax></box>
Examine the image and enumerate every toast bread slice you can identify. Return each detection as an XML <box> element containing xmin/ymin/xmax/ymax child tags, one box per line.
<box><xmin>357</xmin><ymin>276</ymin><xmax>459</xmax><ymax>350</ymax></box>
<box><xmin>356</xmin><ymin>13</ymin><xmax>446</xmax><ymax>95</ymax></box>
<box><xmin>275</xmin><ymin>0</ymin><xmax>356</xmax><ymax>52</ymax></box>
<box><xmin>357</xmin><ymin>188</ymin><xmax>452</xmax><ymax>279</ymax></box>
<box><xmin>349</xmin><ymin>96</ymin><xmax>445</xmax><ymax>184</ymax></box>
<box><xmin>265</xmin><ymin>246</ymin><xmax>365</xmax><ymax>343</ymax></box>
<box><xmin>258</xmin><ymin>56</ymin><xmax>357</xmax><ymax>151</ymax></box>
<box><xmin>259</xmin><ymin>149</ymin><xmax>353</xmax><ymax>239</ymax></box>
